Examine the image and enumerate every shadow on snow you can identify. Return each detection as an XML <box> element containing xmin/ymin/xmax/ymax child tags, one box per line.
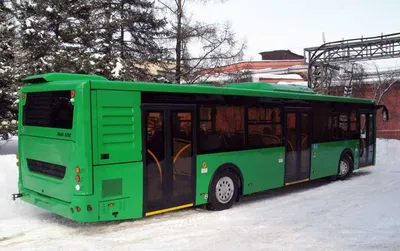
<box><xmin>26</xmin><ymin>170</ymin><xmax>372</xmax><ymax>234</ymax></box>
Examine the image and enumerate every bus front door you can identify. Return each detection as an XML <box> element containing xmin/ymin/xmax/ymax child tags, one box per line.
<box><xmin>284</xmin><ymin>111</ymin><xmax>311</xmax><ymax>185</ymax></box>
<box><xmin>143</xmin><ymin>106</ymin><xmax>196</xmax><ymax>216</ymax></box>
<box><xmin>359</xmin><ymin>113</ymin><xmax>375</xmax><ymax>167</ymax></box>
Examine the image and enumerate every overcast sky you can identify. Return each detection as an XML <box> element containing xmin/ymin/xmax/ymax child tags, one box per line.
<box><xmin>187</xmin><ymin>0</ymin><xmax>400</xmax><ymax>67</ymax></box>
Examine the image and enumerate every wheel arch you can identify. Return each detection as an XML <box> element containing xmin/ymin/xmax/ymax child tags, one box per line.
<box><xmin>208</xmin><ymin>163</ymin><xmax>244</xmax><ymax>202</ymax></box>
<box><xmin>341</xmin><ymin>148</ymin><xmax>354</xmax><ymax>162</ymax></box>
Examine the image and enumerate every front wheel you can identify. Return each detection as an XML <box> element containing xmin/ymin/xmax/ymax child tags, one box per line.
<box><xmin>207</xmin><ymin>170</ymin><xmax>238</xmax><ymax>211</ymax></box>
<box><xmin>337</xmin><ymin>154</ymin><xmax>354</xmax><ymax>180</ymax></box>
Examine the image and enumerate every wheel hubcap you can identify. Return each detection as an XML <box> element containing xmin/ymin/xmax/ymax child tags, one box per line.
<box><xmin>339</xmin><ymin>160</ymin><xmax>349</xmax><ymax>176</ymax></box>
<box><xmin>215</xmin><ymin>176</ymin><xmax>234</xmax><ymax>204</ymax></box>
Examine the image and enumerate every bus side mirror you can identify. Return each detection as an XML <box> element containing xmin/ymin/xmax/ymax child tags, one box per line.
<box><xmin>382</xmin><ymin>107</ymin><xmax>389</xmax><ymax>122</ymax></box>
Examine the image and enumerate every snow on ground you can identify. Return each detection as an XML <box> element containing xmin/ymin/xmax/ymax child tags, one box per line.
<box><xmin>0</xmin><ymin>136</ymin><xmax>17</xmax><ymax>155</ymax></box>
<box><xmin>1</xmin><ymin>139</ymin><xmax>400</xmax><ymax>251</ymax></box>
<box><xmin>0</xmin><ymin>140</ymin><xmax>6</xmax><ymax>150</ymax></box>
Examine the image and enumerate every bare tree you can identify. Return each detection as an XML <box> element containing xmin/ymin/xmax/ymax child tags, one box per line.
<box><xmin>193</xmin><ymin>61</ymin><xmax>253</xmax><ymax>86</ymax></box>
<box><xmin>224</xmin><ymin>61</ymin><xmax>253</xmax><ymax>83</ymax></box>
<box><xmin>311</xmin><ymin>60</ymin><xmax>399</xmax><ymax>102</ymax></box>
<box><xmin>336</xmin><ymin>62</ymin><xmax>367</xmax><ymax>97</ymax></box>
<box><xmin>370</xmin><ymin>64</ymin><xmax>400</xmax><ymax>105</ymax></box>
<box><xmin>157</xmin><ymin>0</ymin><xmax>246</xmax><ymax>84</ymax></box>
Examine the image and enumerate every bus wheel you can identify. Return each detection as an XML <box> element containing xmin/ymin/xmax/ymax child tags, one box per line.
<box><xmin>207</xmin><ymin>170</ymin><xmax>238</xmax><ymax>211</ymax></box>
<box><xmin>337</xmin><ymin>154</ymin><xmax>353</xmax><ymax>180</ymax></box>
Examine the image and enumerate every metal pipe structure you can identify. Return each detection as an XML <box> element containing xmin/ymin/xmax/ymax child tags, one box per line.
<box><xmin>304</xmin><ymin>32</ymin><xmax>400</xmax><ymax>91</ymax></box>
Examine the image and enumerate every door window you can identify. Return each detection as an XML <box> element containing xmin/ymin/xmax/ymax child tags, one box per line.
<box><xmin>145</xmin><ymin>111</ymin><xmax>165</xmax><ymax>203</ymax></box>
<box><xmin>359</xmin><ymin>113</ymin><xmax>375</xmax><ymax>167</ymax></box>
<box><xmin>285</xmin><ymin>113</ymin><xmax>297</xmax><ymax>182</ymax></box>
<box><xmin>171</xmin><ymin>112</ymin><xmax>193</xmax><ymax>198</ymax></box>
<box><xmin>285</xmin><ymin>112</ymin><xmax>311</xmax><ymax>183</ymax></box>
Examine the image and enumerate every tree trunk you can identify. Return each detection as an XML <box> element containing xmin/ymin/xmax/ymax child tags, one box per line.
<box><xmin>175</xmin><ymin>0</ymin><xmax>182</xmax><ymax>84</ymax></box>
<box><xmin>120</xmin><ymin>0</ymin><xmax>124</xmax><ymax>59</ymax></box>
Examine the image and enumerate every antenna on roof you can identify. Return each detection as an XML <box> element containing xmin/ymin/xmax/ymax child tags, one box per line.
<box><xmin>322</xmin><ymin>32</ymin><xmax>326</xmax><ymax>43</ymax></box>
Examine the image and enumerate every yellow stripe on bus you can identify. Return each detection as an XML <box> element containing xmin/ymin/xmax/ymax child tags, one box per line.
<box><xmin>285</xmin><ymin>178</ymin><xmax>310</xmax><ymax>186</ymax></box>
<box><xmin>145</xmin><ymin>203</ymin><xmax>194</xmax><ymax>217</ymax></box>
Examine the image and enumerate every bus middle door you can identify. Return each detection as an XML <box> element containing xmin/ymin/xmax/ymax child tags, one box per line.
<box><xmin>284</xmin><ymin>110</ymin><xmax>312</xmax><ymax>185</ymax></box>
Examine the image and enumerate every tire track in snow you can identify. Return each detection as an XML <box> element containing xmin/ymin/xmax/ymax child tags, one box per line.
<box><xmin>0</xmin><ymin>232</ymin><xmax>25</xmax><ymax>242</ymax></box>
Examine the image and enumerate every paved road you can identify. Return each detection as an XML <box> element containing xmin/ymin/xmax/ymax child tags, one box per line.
<box><xmin>0</xmin><ymin>137</ymin><xmax>17</xmax><ymax>155</ymax></box>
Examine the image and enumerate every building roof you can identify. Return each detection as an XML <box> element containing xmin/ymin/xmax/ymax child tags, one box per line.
<box><xmin>259</xmin><ymin>50</ymin><xmax>304</xmax><ymax>61</ymax></box>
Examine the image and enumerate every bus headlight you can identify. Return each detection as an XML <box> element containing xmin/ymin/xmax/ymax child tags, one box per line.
<box><xmin>75</xmin><ymin>184</ymin><xmax>80</xmax><ymax>191</ymax></box>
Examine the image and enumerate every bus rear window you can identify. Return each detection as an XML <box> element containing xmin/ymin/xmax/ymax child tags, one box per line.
<box><xmin>23</xmin><ymin>91</ymin><xmax>74</xmax><ymax>129</ymax></box>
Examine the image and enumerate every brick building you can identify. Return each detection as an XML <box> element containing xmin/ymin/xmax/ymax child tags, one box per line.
<box><xmin>197</xmin><ymin>50</ymin><xmax>307</xmax><ymax>84</ymax></box>
<box><xmin>362</xmin><ymin>84</ymin><xmax>399</xmax><ymax>139</ymax></box>
<box><xmin>329</xmin><ymin>83</ymin><xmax>400</xmax><ymax>139</ymax></box>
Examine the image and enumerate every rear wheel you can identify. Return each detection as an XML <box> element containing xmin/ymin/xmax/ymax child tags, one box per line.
<box><xmin>337</xmin><ymin>154</ymin><xmax>353</xmax><ymax>180</ymax></box>
<box><xmin>207</xmin><ymin>170</ymin><xmax>238</xmax><ymax>211</ymax></box>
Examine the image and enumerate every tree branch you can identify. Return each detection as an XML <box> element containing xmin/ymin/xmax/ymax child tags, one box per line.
<box><xmin>377</xmin><ymin>79</ymin><xmax>397</xmax><ymax>104</ymax></box>
<box><xmin>156</xmin><ymin>0</ymin><xmax>177</xmax><ymax>14</ymax></box>
<box><xmin>373</xmin><ymin>63</ymin><xmax>381</xmax><ymax>101</ymax></box>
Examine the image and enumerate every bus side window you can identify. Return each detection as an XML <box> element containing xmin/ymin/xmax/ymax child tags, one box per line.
<box><xmin>199</xmin><ymin>105</ymin><xmax>245</xmax><ymax>153</ymax></box>
<box><xmin>247</xmin><ymin>107</ymin><xmax>282</xmax><ymax>148</ymax></box>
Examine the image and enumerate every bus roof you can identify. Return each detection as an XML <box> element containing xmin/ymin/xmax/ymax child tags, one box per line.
<box><xmin>22</xmin><ymin>73</ymin><xmax>374</xmax><ymax>104</ymax></box>
<box><xmin>23</xmin><ymin>72</ymin><xmax>107</xmax><ymax>84</ymax></box>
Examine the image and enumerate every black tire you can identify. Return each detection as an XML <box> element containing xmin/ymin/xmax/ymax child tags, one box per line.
<box><xmin>206</xmin><ymin>170</ymin><xmax>238</xmax><ymax>211</ymax></box>
<box><xmin>337</xmin><ymin>153</ymin><xmax>354</xmax><ymax>180</ymax></box>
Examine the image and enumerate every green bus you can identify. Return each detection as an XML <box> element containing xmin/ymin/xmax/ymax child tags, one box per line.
<box><xmin>13</xmin><ymin>73</ymin><xmax>389</xmax><ymax>222</ymax></box>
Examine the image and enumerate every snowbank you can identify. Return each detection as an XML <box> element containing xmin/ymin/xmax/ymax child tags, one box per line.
<box><xmin>0</xmin><ymin>139</ymin><xmax>399</xmax><ymax>251</ymax></box>
<box><xmin>0</xmin><ymin>155</ymin><xmax>44</xmax><ymax>220</ymax></box>
<box><xmin>0</xmin><ymin>136</ymin><xmax>18</xmax><ymax>155</ymax></box>
<box><xmin>0</xmin><ymin>140</ymin><xmax>6</xmax><ymax>149</ymax></box>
